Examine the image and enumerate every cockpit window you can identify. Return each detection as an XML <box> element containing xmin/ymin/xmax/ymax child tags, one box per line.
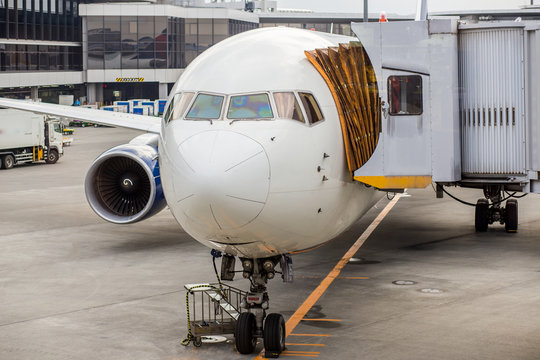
<box><xmin>186</xmin><ymin>93</ymin><xmax>224</xmax><ymax>119</ymax></box>
<box><xmin>273</xmin><ymin>92</ymin><xmax>305</xmax><ymax>123</ymax></box>
<box><xmin>299</xmin><ymin>92</ymin><xmax>324</xmax><ymax>125</ymax></box>
<box><xmin>164</xmin><ymin>93</ymin><xmax>180</xmax><ymax>123</ymax></box>
<box><xmin>168</xmin><ymin>92</ymin><xmax>194</xmax><ymax>123</ymax></box>
<box><xmin>227</xmin><ymin>93</ymin><xmax>273</xmax><ymax>120</ymax></box>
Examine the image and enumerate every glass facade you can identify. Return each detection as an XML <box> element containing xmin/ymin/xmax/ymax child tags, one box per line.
<box><xmin>0</xmin><ymin>0</ymin><xmax>81</xmax><ymax>41</ymax></box>
<box><xmin>0</xmin><ymin>0</ymin><xmax>83</xmax><ymax>72</ymax></box>
<box><xmin>87</xmin><ymin>16</ymin><xmax>257</xmax><ymax>70</ymax></box>
<box><xmin>0</xmin><ymin>43</ymin><xmax>82</xmax><ymax>71</ymax></box>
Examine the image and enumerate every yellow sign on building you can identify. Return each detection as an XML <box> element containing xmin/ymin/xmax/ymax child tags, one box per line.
<box><xmin>115</xmin><ymin>77</ymin><xmax>144</xmax><ymax>82</ymax></box>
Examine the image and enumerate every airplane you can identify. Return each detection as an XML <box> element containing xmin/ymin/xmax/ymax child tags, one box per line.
<box><xmin>0</xmin><ymin>27</ymin><xmax>386</xmax><ymax>356</ymax></box>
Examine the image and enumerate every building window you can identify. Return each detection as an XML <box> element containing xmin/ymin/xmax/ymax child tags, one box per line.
<box><xmin>388</xmin><ymin>75</ymin><xmax>423</xmax><ymax>116</ymax></box>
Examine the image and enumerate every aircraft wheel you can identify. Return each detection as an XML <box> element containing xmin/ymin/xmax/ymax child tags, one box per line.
<box><xmin>505</xmin><ymin>199</ymin><xmax>518</xmax><ymax>233</ymax></box>
<box><xmin>45</xmin><ymin>149</ymin><xmax>59</xmax><ymax>164</ymax></box>
<box><xmin>475</xmin><ymin>199</ymin><xmax>489</xmax><ymax>232</ymax></box>
<box><xmin>3</xmin><ymin>154</ymin><xmax>15</xmax><ymax>169</ymax></box>
<box><xmin>264</xmin><ymin>313</ymin><xmax>286</xmax><ymax>356</ymax></box>
<box><xmin>235</xmin><ymin>312</ymin><xmax>257</xmax><ymax>354</ymax></box>
<box><xmin>193</xmin><ymin>336</ymin><xmax>202</xmax><ymax>347</ymax></box>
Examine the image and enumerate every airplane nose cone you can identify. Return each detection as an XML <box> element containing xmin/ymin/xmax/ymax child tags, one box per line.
<box><xmin>173</xmin><ymin>130</ymin><xmax>270</xmax><ymax>230</ymax></box>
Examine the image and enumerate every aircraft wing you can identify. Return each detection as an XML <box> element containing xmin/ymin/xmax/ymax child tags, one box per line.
<box><xmin>0</xmin><ymin>97</ymin><xmax>161</xmax><ymax>134</ymax></box>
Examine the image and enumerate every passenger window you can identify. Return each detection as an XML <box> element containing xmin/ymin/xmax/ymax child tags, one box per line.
<box><xmin>186</xmin><ymin>93</ymin><xmax>224</xmax><ymax>120</ymax></box>
<box><xmin>388</xmin><ymin>75</ymin><xmax>422</xmax><ymax>115</ymax></box>
<box><xmin>299</xmin><ymin>92</ymin><xmax>324</xmax><ymax>124</ymax></box>
<box><xmin>273</xmin><ymin>92</ymin><xmax>305</xmax><ymax>123</ymax></box>
<box><xmin>169</xmin><ymin>92</ymin><xmax>194</xmax><ymax>122</ymax></box>
<box><xmin>227</xmin><ymin>93</ymin><xmax>273</xmax><ymax>120</ymax></box>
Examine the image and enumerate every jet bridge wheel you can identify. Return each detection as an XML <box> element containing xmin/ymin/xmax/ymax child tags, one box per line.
<box><xmin>504</xmin><ymin>199</ymin><xmax>518</xmax><ymax>233</ymax></box>
<box><xmin>235</xmin><ymin>312</ymin><xmax>257</xmax><ymax>354</ymax></box>
<box><xmin>264</xmin><ymin>313</ymin><xmax>286</xmax><ymax>358</ymax></box>
<box><xmin>475</xmin><ymin>199</ymin><xmax>489</xmax><ymax>232</ymax></box>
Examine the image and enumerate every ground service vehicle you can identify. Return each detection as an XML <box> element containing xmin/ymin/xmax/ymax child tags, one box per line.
<box><xmin>0</xmin><ymin>108</ymin><xmax>64</xmax><ymax>169</ymax></box>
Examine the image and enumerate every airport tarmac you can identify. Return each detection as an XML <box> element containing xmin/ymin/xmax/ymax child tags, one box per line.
<box><xmin>1</xmin><ymin>127</ymin><xmax>540</xmax><ymax>360</ymax></box>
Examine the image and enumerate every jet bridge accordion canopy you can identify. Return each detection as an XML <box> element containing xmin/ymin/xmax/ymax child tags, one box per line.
<box><xmin>305</xmin><ymin>42</ymin><xmax>381</xmax><ymax>175</ymax></box>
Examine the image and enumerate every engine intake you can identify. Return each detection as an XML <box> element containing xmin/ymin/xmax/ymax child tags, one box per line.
<box><xmin>85</xmin><ymin>141</ymin><xmax>166</xmax><ymax>224</ymax></box>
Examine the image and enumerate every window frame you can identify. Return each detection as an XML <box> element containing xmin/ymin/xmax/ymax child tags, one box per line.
<box><xmin>387</xmin><ymin>75</ymin><xmax>423</xmax><ymax>116</ymax></box>
<box><xmin>185</xmin><ymin>92</ymin><xmax>226</xmax><ymax>121</ymax></box>
<box><xmin>271</xmin><ymin>90</ymin><xmax>306</xmax><ymax>124</ymax></box>
<box><xmin>298</xmin><ymin>91</ymin><xmax>325</xmax><ymax>126</ymax></box>
<box><xmin>226</xmin><ymin>91</ymin><xmax>275</xmax><ymax>121</ymax></box>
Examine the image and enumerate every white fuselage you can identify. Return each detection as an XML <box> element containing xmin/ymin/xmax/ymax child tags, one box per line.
<box><xmin>159</xmin><ymin>28</ymin><xmax>382</xmax><ymax>258</ymax></box>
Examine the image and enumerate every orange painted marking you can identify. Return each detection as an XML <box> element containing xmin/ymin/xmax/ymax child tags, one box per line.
<box><xmin>282</xmin><ymin>350</ymin><xmax>320</xmax><ymax>354</ymax></box>
<box><xmin>280</xmin><ymin>354</ymin><xmax>318</xmax><ymax>358</ymax></box>
<box><xmin>301</xmin><ymin>318</ymin><xmax>341</xmax><ymax>322</ymax></box>
<box><xmin>288</xmin><ymin>334</ymin><xmax>332</xmax><ymax>337</ymax></box>
<box><xmin>254</xmin><ymin>195</ymin><xmax>401</xmax><ymax>360</ymax></box>
<box><xmin>285</xmin><ymin>343</ymin><xmax>326</xmax><ymax>347</ymax></box>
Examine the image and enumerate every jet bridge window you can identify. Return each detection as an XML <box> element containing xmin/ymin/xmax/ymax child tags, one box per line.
<box><xmin>186</xmin><ymin>93</ymin><xmax>224</xmax><ymax>120</ymax></box>
<box><xmin>273</xmin><ymin>92</ymin><xmax>305</xmax><ymax>123</ymax></box>
<box><xmin>388</xmin><ymin>75</ymin><xmax>423</xmax><ymax>116</ymax></box>
<box><xmin>299</xmin><ymin>92</ymin><xmax>324</xmax><ymax>125</ymax></box>
<box><xmin>227</xmin><ymin>93</ymin><xmax>273</xmax><ymax>120</ymax></box>
<box><xmin>164</xmin><ymin>92</ymin><xmax>195</xmax><ymax>123</ymax></box>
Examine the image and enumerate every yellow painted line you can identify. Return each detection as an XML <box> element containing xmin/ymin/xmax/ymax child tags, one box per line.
<box><xmin>301</xmin><ymin>319</ymin><xmax>341</xmax><ymax>322</ymax></box>
<box><xmin>280</xmin><ymin>354</ymin><xmax>318</xmax><ymax>358</ymax></box>
<box><xmin>282</xmin><ymin>351</ymin><xmax>320</xmax><ymax>354</ymax></box>
<box><xmin>288</xmin><ymin>334</ymin><xmax>332</xmax><ymax>337</ymax></box>
<box><xmin>285</xmin><ymin>343</ymin><xmax>326</xmax><ymax>347</ymax></box>
<box><xmin>254</xmin><ymin>194</ymin><xmax>401</xmax><ymax>360</ymax></box>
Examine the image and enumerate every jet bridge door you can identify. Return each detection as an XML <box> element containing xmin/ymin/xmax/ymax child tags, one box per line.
<box><xmin>382</xmin><ymin>69</ymin><xmax>431</xmax><ymax>176</ymax></box>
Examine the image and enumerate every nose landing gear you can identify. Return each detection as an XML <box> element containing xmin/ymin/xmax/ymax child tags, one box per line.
<box><xmin>234</xmin><ymin>256</ymin><xmax>289</xmax><ymax>358</ymax></box>
<box><xmin>475</xmin><ymin>186</ymin><xmax>519</xmax><ymax>233</ymax></box>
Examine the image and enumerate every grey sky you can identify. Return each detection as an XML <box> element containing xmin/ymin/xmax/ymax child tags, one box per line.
<box><xmin>277</xmin><ymin>0</ymin><xmax>532</xmax><ymax>15</ymax></box>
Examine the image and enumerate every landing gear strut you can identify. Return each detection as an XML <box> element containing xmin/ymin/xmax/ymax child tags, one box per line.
<box><xmin>475</xmin><ymin>185</ymin><xmax>518</xmax><ymax>233</ymax></box>
<box><xmin>234</xmin><ymin>256</ymin><xmax>289</xmax><ymax>358</ymax></box>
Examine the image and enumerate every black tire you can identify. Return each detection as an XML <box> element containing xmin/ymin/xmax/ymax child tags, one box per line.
<box><xmin>45</xmin><ymin>149</ymin><xmax>59</xmax><ymax>164</ymax></box>
<box><xmin>3</xmin><ymin>154</ymin><xmax>15</xmax><ymax>169</ymax></box>
<box><xmin>505</xmin><ymin>199</ymin><xmax>518</xmax><ymax>233</ymax></box>
<box><xmin>235</xmin><ymin>312</ymin><xmax>257</xmax><ymax>354</ymax></box>
<box><xmin>263</xmin><ymin>313</ymin><xmax>286</xmax><ymax>353</ymax></box>
<box><xmin>193</xmin><ymin>336</ymin><xmax>202</xmax><ymax>347</ymax></box>
<box><xmin>475</xmin><ymin>199</ymin><xmax>489</xmax><ymax>232</ymax></box>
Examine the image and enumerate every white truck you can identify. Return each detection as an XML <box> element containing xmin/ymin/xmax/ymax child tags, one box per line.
<box><xmin>0</xmin><ymin>108</ymin><xmax>64</xmax><ymax>169</ymax></box>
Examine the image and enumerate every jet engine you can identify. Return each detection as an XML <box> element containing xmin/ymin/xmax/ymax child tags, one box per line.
<box><xmin>84</xmin><ymin>134</ymin><xmax>166</xmax><ymax>224</ymax></box>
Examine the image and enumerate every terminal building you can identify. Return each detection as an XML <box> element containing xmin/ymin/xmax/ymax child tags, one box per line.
<box><xmin>3</xmin><ymin>1</ymin><xmax>536</xmax><ymax>105</ymax></box>
<box><xmin>0</xmin><ymin>0</ymin><xmax>371</xmax><ymax>104</ymax></box>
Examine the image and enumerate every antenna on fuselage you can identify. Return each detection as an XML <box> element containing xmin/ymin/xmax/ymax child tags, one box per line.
<box><xmin>415</xmin><ymin>0</ymin><xmax>428</xmax><ymax>21</ymax></box>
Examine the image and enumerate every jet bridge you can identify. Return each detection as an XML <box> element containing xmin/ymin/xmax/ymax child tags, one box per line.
<box><xmin>305</xmin><ymin>18</ymin><xmax>540</xmax><ymax>231</ymax></box>
<box><xmin>343</xmin><ymin>18</ymin><xmax>540</xmax><ymax>194</ymax></box>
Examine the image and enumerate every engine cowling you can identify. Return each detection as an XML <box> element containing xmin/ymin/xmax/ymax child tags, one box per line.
<box><xmin>85</xmin><ymin>136</ymin><xmax>166</xmax><ymax>224</ymax></box>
